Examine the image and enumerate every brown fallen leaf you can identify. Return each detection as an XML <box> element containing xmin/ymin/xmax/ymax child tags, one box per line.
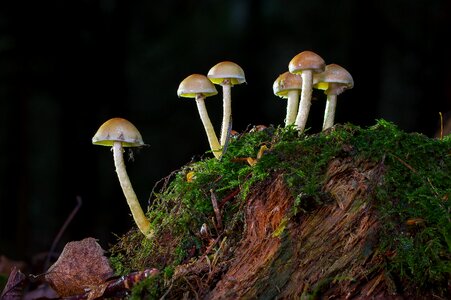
<box><xmin>44</xmin><ymin>237</ymin><xmax>114</xmax><ymax>297</ymax></box>
<box><xmin>406</xmin><ymin>218</ymin><xmax>425</xmax><ymax>226</ymax></box>
<box><xmin>1</xmin><ymin>266</ymin><xmax>27</xmax><ymax>300</ymax></box>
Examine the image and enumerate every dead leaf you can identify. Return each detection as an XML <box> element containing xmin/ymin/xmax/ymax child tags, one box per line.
<box><xmin>246</xmin><ymin>157</ymin><xmax>257</xmax><ymax>166</ymax></box>
<box><xmin>186</xmin><ymin>171</ymin><xmax>196</xmax><ymax>182</ymax></box>
<box><xmin>256</xmin><ymin>145</ymin><xmax>268</xmax><ymax>159</ymax></box>
<box><xmin>86</xmin><ymin>281</ymin><xmax>109</xmax><ymax>300</ymax></box>
<box><xmin>406</xmin><ymin>218</ymin><xmax>425</xmax><ymax>226</ymax></box>
<box><xmin>1</xmin><ymin>266</ymin><xmax>27</xmax><ymax>300</ymax></box>
<box><xmin>231</xmin><ymin>145</ymin><xmax>269</xmax><ymax>167</ymax></box>
<box><xmin>44</xmin><ymin>237</ymin><xmax>114</xmax><ymax>297</ymax></box>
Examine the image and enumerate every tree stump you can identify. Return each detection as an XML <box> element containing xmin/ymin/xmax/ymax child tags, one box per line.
<box><xmin>109</xmin><ymin>122</ymin><xmax>450</xmax><ymax>299</ymax></box>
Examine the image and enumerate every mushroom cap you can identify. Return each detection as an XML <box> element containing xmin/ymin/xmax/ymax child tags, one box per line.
<box><xmin>273</xmin><ymin>71</ymin><xmax>302</xmax><ymax>98</ymax></box>
<box><xmin>288</xmin><ymin>50</ymin><xmax>326</xmax><ymax>74</ymax></box>
<box><xmin>313</xmin><ymin>63</ymin><xmax>354</xmax><ymax>95</ymax></box>
<box><xmin>177</xmin><ymin>74</ymin><xmax>218</xmax><ymax>98</ymax></box>
<box><xmin>92</xmin><ymin>117</ymin><xmax>144</xmax><ymax>147</ymax></box>
<box><xmin>207</xmin><ymin>61</ymin><xmax>246</xmax><ymax>86</ymax></box>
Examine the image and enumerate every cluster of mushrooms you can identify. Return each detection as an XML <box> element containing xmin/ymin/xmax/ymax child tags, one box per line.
<box><xmin>177</xmin><ymin>61</ymin><xmax>246</xmax><ymax>159</ymax></box>
<box><xmin>274</xmin><ymin>50</ymin><xmax>354</xmax><ymax>131</ymax></box>
<box><xmin>91</xmin><ymin>50</ymin><xmax>354</xmax><ymax>238</ymax></box>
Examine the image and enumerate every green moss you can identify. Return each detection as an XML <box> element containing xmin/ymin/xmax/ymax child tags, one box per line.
<box><xmin>363</xmin><ymin>121</ymin><xmax>451</xmax><ymax>290</ymax></box>
<box><xmin>109</xmin><ymin>252</ymin><xmax>126</xmax><ymax>275</ymax></box>
<box><xmin>129</xmin><ymin>274</ymin><xmax>160</xmax><ymax>300</ymax></box>
<box><xmin>109</xmin><ymin>120</ymin><xmax>451</xmax><ymax>296</ymax></box>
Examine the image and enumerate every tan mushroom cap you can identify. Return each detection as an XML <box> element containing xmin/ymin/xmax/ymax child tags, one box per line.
<box><xmin>207</xmin><ymin>61</ymin><xmax>246</xmax><ymax>86</ymax></box>
<box><xmin>273</xmin><ymin>72</ymin><xmax>302</xmax><ymax>98</ymax></box>
<box><xmin>177</xmin><ymin>74</ymin><xmax>218</xmax><ymax>98</ymax></box>
<box><xmin>92</xmin><ymin>117</ymin><xmax>144</xmax><ymax>147</ymax></box>
<box><xmin>313</xmin><ymin>63</ymin><xmax>354</xmax><ymax>95</ymax></box>
<box><xmin>288</xmin><ymin>50</ymin><xmax>326</xmax><ymax>74</ymax></box>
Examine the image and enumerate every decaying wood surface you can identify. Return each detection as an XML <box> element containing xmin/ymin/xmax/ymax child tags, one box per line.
<box><xmin>204</xmin><ymin>157</ymin><xmax>392</xmax><ymax>299</ymax></box>
<box><xmin>167</xmin><ymin>156</ymin><xmax>395</xmax><ymax>299</ymax></box>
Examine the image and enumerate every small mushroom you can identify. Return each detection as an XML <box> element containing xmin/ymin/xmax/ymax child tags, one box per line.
<box><xmin>92</xmin><ymin>117</ymin><xmax>153</xmax><ymax>238</ymax></box>
<box><xmin>207</xmin><ymin>61</ymin><xmax>246</xmax><ymax>147</ymax></box>
<box><xmin>288</xmin><ymin>50</ymin><xmax>326</xmax><ymax>132</ymax></box>
<box><xmin>273</xmin><ymin>71</ymin><xmax>302</xmax><ymax>126</ymax></box>
<box><xmin>313</xmin><ymin>63</ymin><xmax>354</xmax><ymax>130</ymax></box>
<box><xmin>177</xmin><ymin>74</ymin><xmax>222</xmax><ymax>159</ymax></box>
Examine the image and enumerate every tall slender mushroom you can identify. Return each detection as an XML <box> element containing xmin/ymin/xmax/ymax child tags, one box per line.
<box><xmin>207</xmin><ymin>61</ymin><xmax>246</xmax><ymax>147</ymax></box>
<box><xmin>92</xmin><ymin>117</ymin><xmax>153</xmax><ymax>239</ymax></box>
<box><xmin>177</xmin><ymin>74</ymin><xmax>222</xmax><ymax>159</ymax></box>
<box><xmin>313</xmin><ymin>63</ymin><xmax>354</xmax><ymax>130</ymax></box>
<box><xmin>273</xmin><ymin>71</ymin><xmax>302</xmax><ymax>126</ymax></box>
<box><xmin>288</xmin><ymin>51</ymin><xmax>325</xmax><ymax>132</ymax></box>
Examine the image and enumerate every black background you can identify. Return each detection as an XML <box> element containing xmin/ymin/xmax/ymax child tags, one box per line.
<box><xmin>1</xmin><ymin>0</ymin><xmax>450</xmax><ymax>263</ymax></box>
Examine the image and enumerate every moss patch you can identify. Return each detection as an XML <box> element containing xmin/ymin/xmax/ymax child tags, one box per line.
<box><xmin>109</xmin><ymin>120</ymin><xmax>450</xmax><ymax>298</ymax></box>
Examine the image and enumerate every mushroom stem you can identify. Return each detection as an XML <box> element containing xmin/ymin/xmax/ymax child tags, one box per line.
<box><xmin>219</xmin><ymin>80</ymin><xmax>232</xmax><ymax>146</ymax></box>
<box><xmin>285</xmin><ymin>90</ymin><xmax>300</xmax><ymax>126</ymax></box>
<box><xmin>295</xmin><ymin>70</ymin><xmax>313</xmax><ymax>132</ymax></box>
<box><xmin>195</xmin><ymin>95</ymin><xmax>222</xmax><ymax>158</ymax></box>
<box><xmin>112</xmin><ymin>141</ymin><xmax>153</xmax><ymax>238</ymax></box>
<box><xmin>323</xmin><ymin>93</ymin><xmax>337</xmax><ymax>130</ymax></box>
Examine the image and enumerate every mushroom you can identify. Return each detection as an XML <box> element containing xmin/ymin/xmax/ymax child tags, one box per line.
<box><xmin>207</xmin><ymin>61</ymin><xmax>246</xmax><ymax>147</ymax></box>
<box><xmin>92</xmin><ymin>117</ymin><xmax>153</xmax><ymax>238</ymax></box>
<box><xmin>273</xmin><ymin>71</ymin><xmax>302</xmax><ymax>126</ymax></box>
<box><xmin>313</xmin><ymin>63</ymin><xmax>354</xmax><ymax>130</ymax></box>
<box><xmin>177</xmin><ymin>74</ymin><xmax>222</xmax><ymax>159</ymax></box>
<box><xmin>288</xmin><ymin>51</ymin><xmax>326</xmax><ymax>132</ymax></box>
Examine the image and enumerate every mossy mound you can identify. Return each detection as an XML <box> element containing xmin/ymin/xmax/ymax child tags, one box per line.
<box><xmin>109</xmin><ymin>120</ymin><xmax>451</xmax><ymax>299</ymax></box>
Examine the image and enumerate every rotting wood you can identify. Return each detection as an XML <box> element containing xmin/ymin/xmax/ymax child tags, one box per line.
<box><xmin>206</xmin><ymin>157</ymin><xmax>390</xmax><ymax>299</ymax></box>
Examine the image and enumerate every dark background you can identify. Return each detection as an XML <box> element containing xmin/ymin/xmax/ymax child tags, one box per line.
<box><xmin>1</xmin><ymin>0</ymin><xmax>450</xmax><ymax>264</ymax></box>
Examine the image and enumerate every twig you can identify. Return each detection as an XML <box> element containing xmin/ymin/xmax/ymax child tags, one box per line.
<box><xmin>0</xmin><ymin>266</ymin><xmax>27</xmax><ymax>299</ymax></box>
<box><xmin>439</xmin><ymin>112</ymin><xmax>444</xmax><ymax>140</ymax></box>
<box><xmin>62</xmin><ymin>268</ymin><xmax>159</xmax><ymax>300</ymax></box>
<box><xmin>366</xmin><ymin>272</ymin><xmax>384</xmax><ymax>296</ymax></box>
<box><xmin>183</xmin><ymin>276</ymin><xmax>199</xmax><ymax>300</ymax></box>
<box><xmin>219</xmin><ymin>188</ymin><xmax>240</xmax><ymax>208</ymax></box>
<box><xmin>160</xmin><ymin>282</ymin><xmax>173</xmax><ymax>299</ymax></box>
<box><xmin>389</xmin><ymin>153</ymin><xmax>417</xmax><ymax>174</ymax></box>
<box><xmin>44</xmin><ymin>196</ymin><xmax>82</xmax><ymax>271</ymax></box>
<box><xmin>209</xmin><ymin>189</ymin><xmax>223</xmax><ymax>231</ymax></box>
<box><xmin>148</xmin><ymin>169</ymin><xmax>179</xmax><ymax>207</ymax></box>
<box><xmin>199</xmin><ymin>236</ymin><xmax>222</xmax><ymax>262</ymax></box>
<box><xmin>211</xmin><ymin>237</ymin><xmax>227</xmax><ymax>269</ymax></box>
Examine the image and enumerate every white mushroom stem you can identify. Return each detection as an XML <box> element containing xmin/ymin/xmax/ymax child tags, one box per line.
<box><xmin>112</xmin><ymin>141</ymin><xmax>153</xmax><ymax>238</ymax></box>
<box><xmin>196</xmin><ymin>95</ymin><xmax>222</xmax><ymax>159</ymax></box>
<box><xmin>295</xmin><ymin>70</ymin><xmax>313</xmax><ymax>132</ymax></box>
<box><xmin>219</xmin><ymin>80</ymin><xmax>232</xmax><ymax>146</ymax></box>
<box><xmin>323</xmin><ymin>93</ymin><xmax>337</xmax><ymax>130</ymax></box>
<box><xmin>285</xmin><ymin>90</ymin><xmax>300</xmax><ymax>126</ymax></box>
